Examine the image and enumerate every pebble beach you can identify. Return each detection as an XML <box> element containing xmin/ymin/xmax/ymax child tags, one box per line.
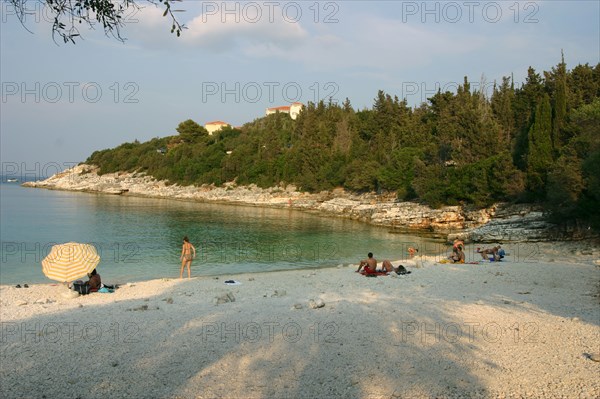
<box><xmin>1</xmin><ymin>241</ymin><xmax>599</xmax><ymax>398</ymax></box>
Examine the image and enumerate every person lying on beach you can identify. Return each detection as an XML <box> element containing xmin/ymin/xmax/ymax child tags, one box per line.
<box><xmin>478</xmin><ymin>246</ymin><xmax>501</xmax><ymax>261</ymax></box>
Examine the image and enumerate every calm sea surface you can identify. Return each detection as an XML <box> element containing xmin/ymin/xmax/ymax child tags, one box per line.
<box><xmin>0</xmin><ymin>182</ymin><xmax>444</xmax><ymax>285</ymax></box>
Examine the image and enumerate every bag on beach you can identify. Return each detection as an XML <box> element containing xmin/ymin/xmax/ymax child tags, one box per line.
<box><xmin>395</xmin><ymin>265</ymin><xmax>412</xmax><ymax>275</ymax></box>
<box><xmin>73</xmin><ymin>281</ymin><xmax>91</xmax><ymax>295</ymax></box>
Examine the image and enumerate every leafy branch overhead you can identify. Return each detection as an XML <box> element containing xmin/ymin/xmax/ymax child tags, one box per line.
<box><xmin>7</xmin><ymin>0</ymin><xmax>186</xmax><ymax>43</ymax></box>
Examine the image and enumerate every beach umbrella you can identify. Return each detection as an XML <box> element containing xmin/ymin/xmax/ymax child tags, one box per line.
<box><xmin>41</xmin><ymin>242</ymin><xmax>100</xmax><ymax>282</ymax></box>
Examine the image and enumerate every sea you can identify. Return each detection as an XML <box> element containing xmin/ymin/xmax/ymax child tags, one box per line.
<box><xmin>0</xmin><ymin>180</ymin><xmax>445</xmax><ymax>286</ymax></box>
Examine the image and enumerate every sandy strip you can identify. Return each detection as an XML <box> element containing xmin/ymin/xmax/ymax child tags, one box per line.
<box><xmin>1</xmin><ymin>242</ymin><xmax>599</xmax><ymax>399</ymax></box>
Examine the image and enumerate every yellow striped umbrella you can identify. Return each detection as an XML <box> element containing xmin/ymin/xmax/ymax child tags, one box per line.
<box><xmin>41</xmin><ymin>242</ymin><xmax>100</xmax><ymax>282</ymax></box>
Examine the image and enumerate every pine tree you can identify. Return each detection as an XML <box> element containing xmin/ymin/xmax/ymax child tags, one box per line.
<box><xmin>491</xmin><ymin>76</ymin><xmax>515</xmax><ymax>145</ymax></box>
<box><xmin>526</xmin><ymin>93</ymin><xmax>553</xmax><ymax>197</ymax></box>
<box><xmin>551</xmin><ymin>52</ymin><xmax>568</xmax><ymax>152</ymax></box>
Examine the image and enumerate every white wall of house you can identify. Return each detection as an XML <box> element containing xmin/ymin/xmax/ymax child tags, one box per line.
<box><xmin>205</xmin><ymin>122</ymin><xmax>229</xmax><ymax>135</ymax></box>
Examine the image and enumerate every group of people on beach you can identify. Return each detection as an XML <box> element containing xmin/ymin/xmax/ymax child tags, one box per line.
<box><xmin>67</xmin><ymin>236</ymin><xmax>196</xmax><ymax>294</ymax></box>
<box><xmin>355</xmin><ymin>239</ymin><xmax>505</xmax><ymax>275</ymax></box>
<box><xmin>447</xmin><ymin>240</ymin><xmax>504</xmax><ymax>263</ymax></box>
<box><xmin>178</xmin><ymin>235</ymin><xmax>504</xmax><ymax>280</ymax></box>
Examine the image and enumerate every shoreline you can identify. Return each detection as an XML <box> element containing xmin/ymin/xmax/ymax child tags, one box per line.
<box><xmin>17</xmin><ymin>164</ymin><xmax>544</xmax><ymax>239</ymax></box>
<box><xmin>22</xmin><ymin>164</ymin><xmax>596</xmax><ymax>243</ymax></box>
<box><xmin>1</xmin><ymin>248</ymin><xmax>599</xmax><ymax>398</ymax></box>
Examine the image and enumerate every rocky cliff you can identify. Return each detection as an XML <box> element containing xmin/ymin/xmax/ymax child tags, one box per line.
<box><xmin>23</xmin><ymin>165</ymin><xmax>594</xmax><ymax>242</ymax></box>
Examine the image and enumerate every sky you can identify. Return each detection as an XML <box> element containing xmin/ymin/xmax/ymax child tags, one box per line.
<box><xmin>1</xmin><ymin>0</ymin><xmax>599</xmax><ymax>178</ymax></box>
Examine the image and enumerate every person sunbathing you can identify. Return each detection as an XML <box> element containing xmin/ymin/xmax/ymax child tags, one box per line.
<box><xmin>356</xmin><ymin>252</ymin><xmax>378</xmax><ymax>273</ymax></box>
<box><xmin>478</xmin><ymin>246</ymin><xmax>501</xmax><ymax>261</ymax></box>
<box><xmin>357</xmin><ymin>253</ymin><xmax>408</xmax><ymax>274</ymax></box>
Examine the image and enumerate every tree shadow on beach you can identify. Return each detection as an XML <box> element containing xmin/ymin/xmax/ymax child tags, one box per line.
<box><xmin>0</xmin><ymin>277</ymin><xmax>496</xmax><ymax>399</ymax></box>
<box><xmin>1</xmin><ymin>258</ymin><xmax>598</xmax><ymax>399</ymax></box>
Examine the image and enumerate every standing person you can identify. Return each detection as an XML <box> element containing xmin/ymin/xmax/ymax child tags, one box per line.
<box><xmin>180</xmin><ymin>236</ymin><xmax>196</xmax><ymax>279</ymax></box>
<box><xmin>407</xmin><ymin>247</ymin><xmax>418</xmax><ymax>258</ymax></box>
<box><xmin>453</xmin><ymin>239</ymin><xmax>465</xmax><ymax>251</ymax></box>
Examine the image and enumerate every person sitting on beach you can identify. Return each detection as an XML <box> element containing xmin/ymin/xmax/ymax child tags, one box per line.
<box><xmin>497</xmin><ymin>247</ymin><xmax>506</xmax><ymax>259</ymax></box>
<box><xmin>87</xmin><ymin>269</ymin><xmax>102</xmax><ymax>292</ymax></box>
<box><xmin>478</xmin><ymin>245</ymin><xmax>501</xmax><ymax>261</ymax></box>
<box><xmin>448</xmin><ymin>247</ymin><xmax>465</xmax><ymax>263</ymax></box>
<box><xmin>356</xmin><ymin>252</ymin><xmax>378</xmax><ymax>273</ymax></box>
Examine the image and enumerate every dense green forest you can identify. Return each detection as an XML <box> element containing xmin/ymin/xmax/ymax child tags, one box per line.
<box><xmin>87</xmin><ymin>57</ymin><xmax>600</xmax><ymax>227</ymax></box>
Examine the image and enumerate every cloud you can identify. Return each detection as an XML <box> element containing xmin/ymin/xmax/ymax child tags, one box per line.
<box><xmin>182</xmin><ymin>5</ymin><xmax>308</xmax><ymax>51</ymax></box>
<box><xmin>126</xmin><ymin>4</ymin><xmax>308</xmax><ymax>52</ymax></box>
<box><xmin>239</xmin><ymin>14</ymin><xmax>488</xmax><ymax>74</ymax></box>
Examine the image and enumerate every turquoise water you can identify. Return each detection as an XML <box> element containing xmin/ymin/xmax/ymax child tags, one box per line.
<box><xmin>0</xmin><ymin>182</ymin><xmax>443</xmax><ymax>285</ymax></box>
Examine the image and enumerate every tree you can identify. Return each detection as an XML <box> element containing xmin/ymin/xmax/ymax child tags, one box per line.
<box><xmin>513</xmin><ymin>67</ymin><xmax>544</xmax><ymax>170</ymax></box>
<box><xmin>491</xmin><ymin>76</ymin><xmax>515</xmax><ymax>145</ymax></box>
<box><xmin>526</xmin><ymin>93</ymin><xmax>553</xmax><ymax>197</ymax></box>
<box><xmin>546</xmin><ymin>147</ymin><xmax>584</xmax><ymax>218</ymax></box>
<box><xmin>544</xmin><ymin>52</ymin><xmax>568</xmax><ymax>152</ymax></box>
<box><xmin>176</xmin><ymin>120</ymin><xmax>207</xmax><ymax>143</ymax></box>
<box><xmin>7</xmin><ymin>0</ymin><xmax>185</xmax><ymax>43</ymax></box>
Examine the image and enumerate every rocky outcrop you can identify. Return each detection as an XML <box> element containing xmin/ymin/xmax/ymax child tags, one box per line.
<box><xmin>24</xmin><ymin>164</ymin><xmax>593</xmax><ymax>242</ymax></box>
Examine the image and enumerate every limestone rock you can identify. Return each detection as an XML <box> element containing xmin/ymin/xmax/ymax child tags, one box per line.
<box><xmin>22</xmin><ymin>164</ymin><xmax>597</xmax><ymax>241</ymax></box>
<box><xmin>309</xmin><ymin>299</ymin><xmax>325</xmax><ymax>309</ymax></box>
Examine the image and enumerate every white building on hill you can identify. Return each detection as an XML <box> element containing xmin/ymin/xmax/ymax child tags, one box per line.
<box><xmin>265</xmin><ymin>102</ymin><xmax>304</xmax><ymax>120</ymax></box>
<box><xmin>204</xmin><ymin>121</ymin><xmax>230</xmax><ymax>135</ymax></box>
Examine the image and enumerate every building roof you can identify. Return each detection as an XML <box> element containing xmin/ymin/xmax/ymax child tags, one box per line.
<box><xmin>266</xmin><ymin>106</ymin><xmax>291</xmax><ymax>111</ymax></box>
<box><xmin>205</xmin><ymin>121</ymin><xmax>229</xmax><ymax>125</ymax></box>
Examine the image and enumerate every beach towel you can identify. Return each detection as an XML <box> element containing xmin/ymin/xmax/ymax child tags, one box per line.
<box><xmin>359</xmin><ymin>270</ymin><xmax>389</xmax><ymax>277</ymax></box>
